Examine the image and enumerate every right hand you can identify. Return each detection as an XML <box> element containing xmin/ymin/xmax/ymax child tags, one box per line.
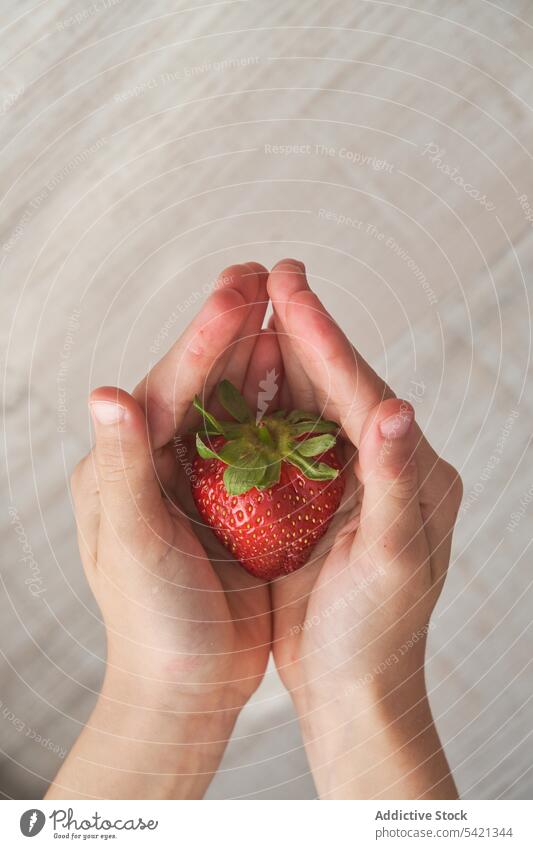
<box><xmin>266</xmin><ymin>260</ymin><xmax>462</xmax><ymax>798</ymax></box>
<box><xmin>266</xmin><ymin>260</ymin><xmax>462</xmax><ymax>698</ymax></box>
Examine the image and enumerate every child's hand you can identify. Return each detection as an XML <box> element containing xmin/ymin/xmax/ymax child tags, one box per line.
<box><xmin>267</xmin><ymin>260</ymin><xmax>462</xmax><ymax>799</ymax></box>
<box><xmin>48</xmin><ymin>264</ymin><xmax>278</xmax><ymax>799</ymax></box>
<box><xmin>77</xmin><ymin>264</ymin><xmax>275</xmax><ymax>705</ymax></box>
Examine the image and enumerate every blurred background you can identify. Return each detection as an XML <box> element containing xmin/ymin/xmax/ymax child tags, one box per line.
<box><xmin>1</xmin><ymin>0</ymin><xmax>532</xmax><ymax>799</ymax></box>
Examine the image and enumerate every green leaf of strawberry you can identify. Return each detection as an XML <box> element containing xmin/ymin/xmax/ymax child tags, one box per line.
<box><xmin>195</xmin><ymin>432</ymin><xmax>221</xmax><ymax>460</ymax></box>
<box><xmin>256</xmin><ymin>459</ymin><xmax>281</xmax><ymax>490</ymax></box>
<box><xmin>219</xmin><ymin>439</ymin><xmax>268</xmax><ymax>469</ymax></box>
<box><xmin>217</xmin><ymin>379</ymin><xmax>253</xmax><ymax>423</ymax></box>
<box><xmin>287</xmin><ymin>409</ymin><xmax>315</xmax><ymax>423</ymax></box>
<box><xmin>297</xmin><ymin>434</ymin><xmax>336</xmax><ymax>457</ymax></box>
<box><xmin>290</xmin><ymin>419</ymin><xmax>339</xmax><ymax>436</ymax></box>
<box><xmin>286</xmin><ymin>451</ymin><xmax>340</xmax><ymax>480</ymax></box>
<box><xmin>223</xmin><ymin>462</ymin><xmax>267</xmax><ymax>495</ymax></box>
<box><xmin>193</xmin><ymin>396</ymin><xmax>226</xmax><ymax>435</ymax></box>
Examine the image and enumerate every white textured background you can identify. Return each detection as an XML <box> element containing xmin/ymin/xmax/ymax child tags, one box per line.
<box><xmin>1</xmin><ymin>0</ymin><xmax>532</xmax><ymax>799</ymax></box>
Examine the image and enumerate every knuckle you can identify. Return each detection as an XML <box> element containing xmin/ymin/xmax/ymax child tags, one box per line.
<box><xmin>97</xmin><ymin>447</ymin><xmax>135</xmax><ymax>484</ymax></box>
<box><xmin>383</xmin><ymin>461</ymin><xmax>419</xmax><ymax>503</ymax></box>
<box><xmin>439</xmin><ymin>461</ymin><xmax>463</xmax><ymax>511</ymax></box>
<box><xmin>98</xmin><ymin>468</ymin><xmax>126</xmax><ymax>485</ymax></box>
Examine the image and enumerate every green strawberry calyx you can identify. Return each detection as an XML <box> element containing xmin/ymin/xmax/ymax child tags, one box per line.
<box><xmin>193</xmin><ymin>379</ymin><xmax>341</xmax><ymax>496</ymax></box>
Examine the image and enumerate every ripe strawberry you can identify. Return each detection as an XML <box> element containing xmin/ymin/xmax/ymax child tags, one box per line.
<box><xmin>191</xmin><ymin>380</ymin><xmax>345</xmax><ymax>579</ymax></box>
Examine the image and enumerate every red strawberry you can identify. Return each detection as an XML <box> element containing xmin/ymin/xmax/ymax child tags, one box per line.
<box><xmin>190</xmin><ymin>380</ymin><xmax>345</xmax><ymax>579</ymax></box>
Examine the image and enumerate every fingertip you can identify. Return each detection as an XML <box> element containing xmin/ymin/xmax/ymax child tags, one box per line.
<box><xmin>215</xmin><ymin>263</ymin><xmax>260</xmax><ymax>300</ymax></box>
<box><xmin>378</xmin><ymin>400</ymin><xmax>414</xmax><ymax>440</ymax></box>
<box><xmin>89</xmin><ymin>399</ymin><xmax>125</xmax><ymax>426</ymax></box>
<box><xmin>273</xmin><ymin>257</ymin><xmax>306</xmax><ymax>272</ymax></box>
<box><xmin>89</xmin><ymin>385</ymin><xmax>129</xmax><ymax>405</ymax></box>
<box><xmin>89</xmin><ymin>387</ymin><xmax>144</xmax><ymax>431</ymax></box>
<box><xmin>244</xmin><ymin>261</ymin><xmax>269</xmax><ymax>279</ymax></box>
<box><xmin>207</xmin><ymin>275</ymin><xmax>251</xmax><ymax>333</ymax></box>
<box><xmin>89</xmin><ymin>387</ymin><xmax>128</xmax><ymax>422</ymax></box>
<box><xmin>363</xmin><ymin>399</ymin><xmax>414</xmax><ymax>440</ymax></box>
<box><xmin>267</xmin><ymin>259</ymin><xmax>309</xmax><ymax>313</ymax></box>
<box><xmin>358</xmin><ymin>399</ymin><xmax>416</xmax><ymax>481</ymax></box>
<box><xmin>244</xmin><ymin>261</ymin><xmax>269</xmax><ymax>302</ymax></box>
<box><xmin>209</xmin><ymin>284</ymin><xmax>247</xmax><ymax>311</ymax></box>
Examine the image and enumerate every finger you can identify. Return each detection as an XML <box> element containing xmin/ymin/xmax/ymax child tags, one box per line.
<box><xmin>242</xmin><ymin>328</ymin><xmax>284</xmax><ymax>416</ymax></box>
<box><xmin>89</xmin><ymin>387</ymin><xmax>169</xmax><ymax>545</ymax></box>
<box><xmin>134</xmin><ymin>268</ymin><xmax>252</xmax><ymax>448</ymax></box>
<box><xmin>356</xmin><ymin>399</ymin><xmax>429</xmax><ymax>572</ymax></box>
<box><xmin>222</xmin><ymin>263</ymin><xmax>269</xmax><ymax>393</ymax></box>
<box><xmin>268</xmin><ymin>265</ymin><xmax>394</xmax><ymax>445</ymax></box>
<box><xmin>266</xmin><ymin>313</ymin><xmax>290</xmax><ymax>409</ymax></box>
<box><xmin>207</xmin><ymin>262</ymin><xmax>269</xmax><ymax>418</ymax></box>
<box><xmin>267</xmin><ymin>260</ymin><xmax>317</xmax><ymax>410</ymax></box>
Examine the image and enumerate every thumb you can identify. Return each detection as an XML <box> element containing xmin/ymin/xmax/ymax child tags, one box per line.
<box><xmin>357</xmin><ymin>399</ymin><xmax>426</xmax><ymax>565</ymax></box>
<box><xmin>89</xmin><ymin>387</ymin><xmax>166</xmax><ymax>539</ymax></box>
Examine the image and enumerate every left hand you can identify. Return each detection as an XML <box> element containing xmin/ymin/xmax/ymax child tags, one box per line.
<box><xmin>73</xmin><ymin>264</ymin><xmax>277</xmax><ymax>707</ymax></box>
<box><xmin>47</xmin><ymin>263</ymin><xmax>280</xmax><ymax>799</ymax></box>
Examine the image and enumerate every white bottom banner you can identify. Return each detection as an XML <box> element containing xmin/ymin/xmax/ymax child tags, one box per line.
<box><xmin>2</xmin><ymin>799</ymin><xmax>531</xmax><ymax>848</ymax></box>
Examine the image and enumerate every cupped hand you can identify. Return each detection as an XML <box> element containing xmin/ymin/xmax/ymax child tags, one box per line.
<box><xmin>72</xmin><ymin>264</ymin><xmax>280</xmax><ymax>711</ymax></box>
<box><xmin>266</xmin><ymin>260</ymin><xmax>462</xmax><ymax>797</ymax></box>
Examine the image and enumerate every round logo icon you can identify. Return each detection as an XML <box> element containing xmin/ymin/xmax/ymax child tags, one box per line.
<box><xmin>20</xmin><ymin>809</ymin><xmax>46</xmax><ymax>837</ymax></box>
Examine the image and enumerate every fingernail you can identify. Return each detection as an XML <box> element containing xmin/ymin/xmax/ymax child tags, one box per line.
<box><xmin>379</xmin><ymin>406</ymin><xmax>414</xmax><ymax>439</ymax></box>
<box><xmin>90</xmin><ymin>401</ymin><xmax>125</xmax><ymax>425</ymax></box>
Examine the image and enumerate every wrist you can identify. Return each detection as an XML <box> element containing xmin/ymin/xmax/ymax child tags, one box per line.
<box><xmin>294</xmin><ymin>675</ymin><xmax>456</xmax><ymax>800</ymax></box>
<box><xmin>102</xmin><ymin>662</ymin><xmax>243</xmax><ymax>710</ymax></box>
<box><xmin>99</xmin><ymin>666</ymin><xmax>242</xmax><ymax>750</ymax></box>
<box><xmin>49</xmin><ymin>673</ymin><xmax>240</xmax><ymax>800</ymax></box>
